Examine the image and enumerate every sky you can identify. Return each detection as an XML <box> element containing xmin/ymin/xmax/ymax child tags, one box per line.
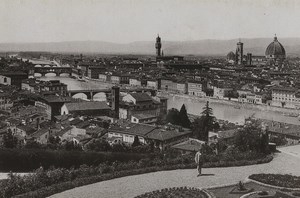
<box><xmin>1</xmin><ymin>0</ymin><xmax>300</xmax><ymax>43</ymax></box>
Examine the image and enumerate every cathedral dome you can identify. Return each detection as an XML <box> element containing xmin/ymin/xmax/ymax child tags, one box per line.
<box><xmin>227</xmin><ymin>51</ymin><xmax>235</xmax><ymax>61</ymax></box>
<box><xmin>265</xmin><ymin>36</ymin><xmax>286</xmax><ymax>59</ymax></box>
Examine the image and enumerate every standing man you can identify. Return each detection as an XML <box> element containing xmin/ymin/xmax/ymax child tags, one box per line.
<box><xmin>195</xmin><ymin>148</ymin><xmax>203</xmax><ymax>176</ymax></box>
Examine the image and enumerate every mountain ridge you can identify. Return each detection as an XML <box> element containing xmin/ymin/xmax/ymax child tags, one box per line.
<box><xmin>1</xmin><ymin>38</ymin><xmax>300</xmax><ymax>56</ymax></box>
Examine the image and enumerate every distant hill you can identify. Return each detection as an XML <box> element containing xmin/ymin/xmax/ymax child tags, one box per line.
<box><xmin>1</xmin><ymin>38</ymin><xmax>300</xmax><ymax>56</ymax></box>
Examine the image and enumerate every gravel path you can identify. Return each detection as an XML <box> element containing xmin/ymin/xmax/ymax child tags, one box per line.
<box><xmin>49</xmin><ymin>145</ymin><xmax>300</xmax><ymax>198</ymax></box>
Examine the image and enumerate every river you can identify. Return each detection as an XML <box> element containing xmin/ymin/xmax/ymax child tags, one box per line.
<box><xmin>166</xmin><ymin>94</ymin><xmax>300</xmax><ymax>125</ymax></box>
<box><xmin>38</xmin><ymin>76</ymin><xmax>300</xmax><ymax>125</ymax></box>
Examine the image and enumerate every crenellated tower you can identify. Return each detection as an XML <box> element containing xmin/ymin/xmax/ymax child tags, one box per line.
<box><xmin>155</xmin><ymin>34</ymin><xmax>162</xmax><ymax>57</ymax></box>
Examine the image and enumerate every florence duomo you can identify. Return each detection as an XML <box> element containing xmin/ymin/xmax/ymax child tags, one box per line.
<box><xmin>227</xmin><ymin>35</ymin><xmax>286</xmax><ymax>68</ymax></box>
<box><xmin>1</xmin><ymin>0</ymin><xmax>300</xmax><ymax>198</ymax></box>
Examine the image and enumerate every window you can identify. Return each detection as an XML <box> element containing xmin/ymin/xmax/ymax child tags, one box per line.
<box><xmin>3</xmin><ymin>78</ymin><xmax>7</xmax><ymax>83</ymax></box>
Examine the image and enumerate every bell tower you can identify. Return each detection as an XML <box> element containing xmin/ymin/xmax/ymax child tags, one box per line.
<box><xmin>235</xmin><ymin>39</ymin><xmax>244</xmax><ymax>65</ymax></box>
<box><xmin>155</xmin><ymin>34</ymin><xmax>162</xmax><ymax>57</ymax></box>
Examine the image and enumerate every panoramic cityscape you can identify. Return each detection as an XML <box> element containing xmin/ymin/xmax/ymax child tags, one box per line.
<box><xmin>0</xmin><ymin>0</ymin><xmax>300</xmax><ymax>198</ymax></box>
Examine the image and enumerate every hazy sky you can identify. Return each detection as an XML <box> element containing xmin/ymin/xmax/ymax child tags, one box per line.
<box><xmin>1</xmin><ymin>0</ymin><xmax>300</xmax><ymax>43</ymax></box>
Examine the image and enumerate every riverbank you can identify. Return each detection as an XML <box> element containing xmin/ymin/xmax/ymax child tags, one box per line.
<box><xmin>160</xmin><ymin>91</ymin><xmax>300</xmax><ymax>125</ymax></box>
<box><xmin>159</xmin><ymin>91</ymin><xmax>300</xmax><ymax>114</ymax></box>
<box><xmin>37</xmin><ymin>76</ymin><xmax>300</xmax><ymax>125</ymax></box>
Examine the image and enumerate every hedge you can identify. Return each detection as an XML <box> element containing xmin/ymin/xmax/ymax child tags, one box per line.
<box><xmin>0</xmin><ymin>149</ymin><xmax>146</xmax><ymax>172</ymax></box>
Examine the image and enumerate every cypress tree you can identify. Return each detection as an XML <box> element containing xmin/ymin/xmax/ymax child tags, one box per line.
<box><xmin>179</xmin><ymin>104</ymin><xmax>191</xmax><ymax>128</ymax></box>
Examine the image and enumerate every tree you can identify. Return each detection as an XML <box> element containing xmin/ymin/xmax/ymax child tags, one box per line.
<box><xmin>132</xmin><ymin>135</ymin><xmax>141</xmax><ymax>147</ymax></box>
<box><xmin>193</xmin><ymin>101</ymin><xmax>216</xmax><ymax>141</ymax></box>
<box><xmin>260</xmin><ymin>132</ymin><xmax>270</xmax><ymax>154</ymax></box>
<box><xmin>2</xmin><ymin>129</ymin><xmax>18</xmax><ymax>148</ymax></box>
<box><xmin>85</xmin><ymin>139</ymin><xmax>111</xmax><ymax>152</ymax></box>
<box><xmin>179</xmin><ymin>104</ymin><xmax>191</xmax><ymax>128</ymax></box>
<box><xmin>166</xmin><ymin>108</ymin><xmax>180</xmax><ymax>125</ymax></box>
<box><xmin>24</xmin><ymin>141</ymin><xmax>43</xmax><ymax>149</ymax></box>
<box><xmin>63</xmin><ymin>141</ymin><xmax>82</xmax><ymax>151</ymax></box>
<box><xmin>234</xmin><ymin>119</ymin><xmax>265</xmax><ymax>152</ymax></box>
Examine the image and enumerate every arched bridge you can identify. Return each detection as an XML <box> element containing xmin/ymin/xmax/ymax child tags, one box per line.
<box><xmin>34</xmin><ymin>67</ymin><xmax>76</xmax><ymax>76</ymax></box>
<box><xmin>68</xmin><ymin>87</ymin><xmax>157</xmax><ymax>100</ymax></box>
<box><xmin>68</xmin><ymin>89</ymin><xmax>111</xmax><ymax>100</ymax></box>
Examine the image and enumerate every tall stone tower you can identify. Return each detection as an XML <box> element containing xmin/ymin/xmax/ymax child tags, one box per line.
<box><xmin>235</xmin><ymin>39</ymin><xmax>243</xmax><ymax>65</ymax></box>
<box><xmin>155</xmin><ymin>34</ymin><xmax>162</xmax><ymax>57</ymax></box>
<box><xmin>111</xmin><ymin>86</ymin><xmax>120</xmax><ymax>119</ymax></box>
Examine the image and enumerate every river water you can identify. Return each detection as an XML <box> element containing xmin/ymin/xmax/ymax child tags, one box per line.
<box><xmin>38</xmin><ymin>76</ymin><xmax>300</xmax><ymax>125</ymax></box>
<box><xmin>167</xmin><ymin>95</ymin><xmax>300</xmax><ymax>125</ymax></box>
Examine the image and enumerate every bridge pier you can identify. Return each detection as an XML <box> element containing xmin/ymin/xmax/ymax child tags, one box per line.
<box><xmin>89</xmin><ymin>92</ymin><xmax>93</xmax><ymax>101</ymax></box>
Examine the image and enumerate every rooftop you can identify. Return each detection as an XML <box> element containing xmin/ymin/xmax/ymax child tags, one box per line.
<box><xmin>65</xmin><ymin>101</ymin><xmax>110</xmax><ymax>112</ymax></box>
<box><xmin>129</xmin><ymin>93</ymin><xmax>153</xmax><ymax>102</ymax></box>
<box><xmin>171</xmin><ymin>138</ymin><xmax>204</xmax><ymax>152</ymax></box>
<box><xmin>146</xmin><ymin>126</ymin><xmax>192</xmax><ymax>141</ymax></box>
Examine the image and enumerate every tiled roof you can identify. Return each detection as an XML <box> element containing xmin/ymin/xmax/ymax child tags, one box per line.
<box><xmin>16</xmin><ymin>125</ymin><xmax>36</xmax><ymax>135</ymax></box>
<box><xmin>69</xmin><ymin>118</ymin><xmax>83</xmax><ymax>126</ymax></box>
<box><xmin>218</xmin><ymin>129</ymin><xmax>238</xmax><ymax>139</ymax></box>
<box><xmin>65</xmin><ymin>101</ymin><xmax>110</xmax><ymax>112</ymax></box>
<box><xmin>42</xmin><ymin>95</ymin><xmax>70</xmax><ymax>103</ymax></box>
<box><xmin>129</xmin><ymin>93</ymin><xmax>152</xmax><ymax>102</ymax></box>
<box><xmin>86</xmin><ymin>127</ymin><xmax>105</xmax><ymax>135</ymax></box>
<box><xmin>29</xmin><ymin>128</ymin><xmax>49</xmax><ymax>138</ymax></box>
<box><xmin>132</xmin><ymin>114</ymin><xmax>157</xmax><ymax>120</ymax></box>
<box><xmin>109</xmin><ymin>123</ymin><xmax>156</xmax><ymax>136</ymax></box>
<box><xmin>75</xmin><ymin>120</ymin><xmax>90</xmax><ymax>129</ymax></box>
<box><xmin>260</xmin><ymin>119</ymin><xmax>300</xmax><ymax>138</ymax></box>
<box><xmin>171</xmin><ymin>138</ymin><xmax>205</xmax><ymax>151</ymax></box>
<box><xmin>56</xmin><ymin>126</ymin><xmax>73</xmax><ymax>137</ymax></box>
<box><xmin>54</xmin><ymin>114</ymin><xmax>69</xmax><ymax>122</ymax></box>
<box><xmin>146</xmin><ymin>127</ymin><xmax>192</xmax><ymax>141</ymax></box>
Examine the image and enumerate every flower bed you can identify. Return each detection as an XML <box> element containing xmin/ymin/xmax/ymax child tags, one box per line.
<box><xmin>134</xmin><ymin>187</ymin><xmax>209</xmax><ymax>198</ymax></box>
<box><xmin>249</xmin><ymin>174</ymin><xmax>300</xmax><ymax>189</ymax></box>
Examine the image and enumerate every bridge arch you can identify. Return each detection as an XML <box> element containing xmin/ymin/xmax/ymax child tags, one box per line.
<box><xmin>45</xmin><ymin>73</ymin><xmax>57</xmax><ymax>77</ymax></box>
<box><xmin>34</xmin><ymin>64</ymin><xmax>42</xmax><ymax>67</ymax></box>
<box><xmin>44</xmin><ymin>65</ymin><xmax>50</xmax><ymax>67</ymax></box>
<box><xmin>34</xmin><ymin>73</ymin><xmax>42</xmax><ymax>77</ymax></box>
<box><xmin>72</xmin><ymin>93</ymin><xmax>88</xmax><ymax>100</ymax></box>
<box><xmin>93</xmin><ymin>92</ymin><xmax>107</xmax><ymax>101</ymax></box>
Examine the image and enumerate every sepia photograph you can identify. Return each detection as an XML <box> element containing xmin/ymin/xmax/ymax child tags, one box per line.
<box><xmin>0</xmin><ymin>0</ymin><xmax>300</xmax><ymax>197</ymax></box>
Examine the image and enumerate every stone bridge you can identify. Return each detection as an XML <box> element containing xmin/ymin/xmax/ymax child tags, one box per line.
<box><xmin>68</xmin><ymin>89</ymin><xmax>111</xmax><ymax>100</ymax></box>
<box><xmin>33</xmin><ymin>67</ymin><xmax>76</xmax><ymax>76</ymax></box>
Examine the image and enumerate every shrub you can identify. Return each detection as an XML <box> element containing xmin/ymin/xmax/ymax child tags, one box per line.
<box><xmin>293</xmin><ymin>192</ymin><xmax>300</xmax><ymax>197</ymax></box>
<box><xmin>258</xmin><ymin>191</ymin><xmax>268</xmax><ymax>196</ymax></box>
